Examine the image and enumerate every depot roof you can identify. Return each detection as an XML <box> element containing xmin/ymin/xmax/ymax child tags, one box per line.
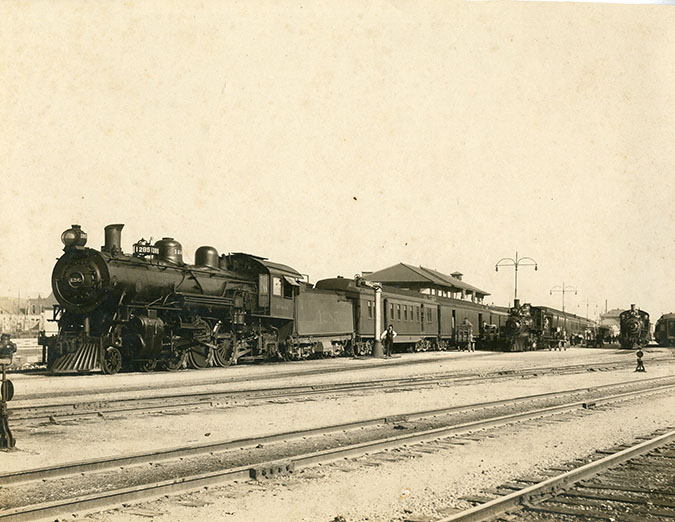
<box><xmin>363</xmin><ymin>263</ymin><xmax>490</xmax><ymax>297</ymax></box>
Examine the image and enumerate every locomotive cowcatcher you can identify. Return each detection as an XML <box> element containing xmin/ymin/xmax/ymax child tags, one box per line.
<box><xmin>38</xmin><ymin>224</ymin><xmax>347</xmax><ymax>374</ymax></box>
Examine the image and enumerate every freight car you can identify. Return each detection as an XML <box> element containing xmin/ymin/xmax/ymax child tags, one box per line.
<box><xmin>619</xmin><ymin>305</ymin><xmax>650</xmax><ymax>349</ymax></box>
<box><xmin>39</xmin><ymin>224</ymin><xmax>355</xmax><ymax>373</ymax></box>
<box><xmin>654</xmin><ymin>313</ymin><xmax>675</xmax><ymax>347</ymax></box>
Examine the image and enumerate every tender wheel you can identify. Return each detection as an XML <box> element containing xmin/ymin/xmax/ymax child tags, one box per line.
<box><xmin>101</xmin><ymin>347</ymin><xmax>122</xmax><ymax>375</ymax></box>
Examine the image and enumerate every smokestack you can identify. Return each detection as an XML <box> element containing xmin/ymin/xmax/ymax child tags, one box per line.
<box><xmin>103</xmin><ymin>224</ymin><xmax>124</xmax><ymax>254</ymax></box>
<box><xmin>513</xmin><ymin>298</ymin><xmax>520</xmax><ymax>309</ymax></box>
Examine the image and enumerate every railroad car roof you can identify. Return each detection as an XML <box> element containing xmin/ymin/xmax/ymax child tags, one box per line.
<box><xmin>229</xmin><ymin>252</ymin><xmax>302</xmax><ymax>278</ymax></box>
<box><xmin>532</xmin><ymin>305</ymin><xmax>596</xmax><ymax>324</ymax></box>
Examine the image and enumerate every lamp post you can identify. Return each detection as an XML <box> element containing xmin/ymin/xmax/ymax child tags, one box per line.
<box><xmin>495</xmin><ymin>252</ymin><xmax>538</xmax><ymax>306</ymax></box>
<box><xmin>550</xmin><ymin>282</ymin><xmax>577</xmax><ymax>336</ymax></box>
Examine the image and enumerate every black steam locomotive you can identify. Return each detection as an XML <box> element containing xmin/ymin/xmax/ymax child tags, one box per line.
<box><xmin>619</xmin><ymin>305</ymin><xmax>650</xmax><ymax>349</ymax></box>
<box><xmin>501</xmin><ymin>301</ymin><xmax>536</xmax><ymax>351</ymax></box>
<box><xmin>40</xmin><ymin>224</ymin><xmax>315</xmax><ymax>374</ymax></box>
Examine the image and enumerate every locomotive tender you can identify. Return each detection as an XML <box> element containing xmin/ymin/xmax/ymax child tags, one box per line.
<box><xmin>618</xmin><ymin>304</ymin><xmax>650</xmax><ymax>349</ymax></box>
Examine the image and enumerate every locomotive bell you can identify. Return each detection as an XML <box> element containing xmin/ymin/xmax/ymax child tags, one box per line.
<box><xmin>61</xmin><ymin>225</ymin><xmax>87</xmax><ymax>248</ymax></box>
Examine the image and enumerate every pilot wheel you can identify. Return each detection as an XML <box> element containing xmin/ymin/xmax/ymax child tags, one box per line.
<box><xmin>102</xmin><ymin>346</ymin><xmax>122</xmax><ymax>375</ymax></box>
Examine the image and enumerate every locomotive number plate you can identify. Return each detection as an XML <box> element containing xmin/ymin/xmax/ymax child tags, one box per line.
<box><xmin>134</xmin><ymin>245</ymin><xmax>160</xmax><ymax>255</ymax></box>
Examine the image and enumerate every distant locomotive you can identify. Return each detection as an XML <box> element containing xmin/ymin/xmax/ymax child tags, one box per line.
<box><xmin>654</xmin><ymin>313</ymin><xmax>675</xmax><ymax>347</ymax></box>
<box><xmin>619</xmin><ymin>305</ymin><xmax>650</xmax><ymax>349</ymax></box>
<box><xmin>501</xmin><ymin>301</ymin><xmax>536</xmax><ymax>351</ymax></box>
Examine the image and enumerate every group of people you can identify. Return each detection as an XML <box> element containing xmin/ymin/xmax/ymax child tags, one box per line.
<box><xmin>380</xmin><ymin>318</ymin><xmax>475</xmax><ymax>357</ymax></box>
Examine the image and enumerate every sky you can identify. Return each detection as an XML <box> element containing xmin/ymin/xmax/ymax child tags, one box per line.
<box><xmin>1</xmin><ymin>1</ymin><xmax>674</xmax><ymax>320</ymax></box>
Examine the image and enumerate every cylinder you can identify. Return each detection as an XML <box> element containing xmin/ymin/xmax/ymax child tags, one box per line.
<box><xmin>103</xmin><ymin>224</ymin><xmax>124</xmax><ymax>253</ymax></box>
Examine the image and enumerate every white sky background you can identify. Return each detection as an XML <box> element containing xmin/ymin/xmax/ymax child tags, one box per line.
<box><xmin>1</xmin><ymin>1</ymin><xmax>674</xmax><ymax>319</ymax></box>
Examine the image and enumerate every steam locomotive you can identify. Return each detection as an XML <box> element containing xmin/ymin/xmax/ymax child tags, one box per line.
<box><xmin>39</xmin><ymin>224</ymin><xmax>325</xmax><ymax>373</ymax></box>
<box><xmin>618</xmin><ymin>305</ymin><xmax>650</xmax><ymax>349</ymax></box>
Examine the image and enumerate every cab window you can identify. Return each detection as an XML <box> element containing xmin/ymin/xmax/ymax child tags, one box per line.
<box><xmin>272</xmin><ymin>276</ymin><xmax>282</xmax><ymax>296</ymax></box>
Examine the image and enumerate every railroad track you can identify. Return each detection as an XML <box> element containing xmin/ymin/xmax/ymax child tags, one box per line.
<box><xmin>1</xmin><ymin>379</ymin><xmax>674</xmax><ymax>522</ymax></box>
<box><xmin>7</xmin><ymin>350</ymin><xmax>499</xmax><ymax>377</ymax></box>
<box><xmin>11</xmin><ymin>358</ymin><xmax>673</xmax><ymax>423</ymax></box>
<box><xmin>437</xmin><ymin>427</ymin><xmax>675</xmax><ymax>521</ymax></box>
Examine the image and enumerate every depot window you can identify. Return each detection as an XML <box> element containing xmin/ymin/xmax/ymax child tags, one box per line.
<box><xmin>367</xmin><ymin>301</ymin><xmax>373</xmax><ymax>318</ymax></box>
<box><xmin>427</xmin><ymin>308</ymin><xmax>432</xmax><ymax>323</ymax></box>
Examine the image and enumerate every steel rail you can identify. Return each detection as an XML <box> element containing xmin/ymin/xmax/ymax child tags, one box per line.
<box><xmin>436</xmin><ymin>428</ymin><xmax>675</xmax><ymax>522</ymax></box>
<box><xmin>8</xmin><ymin>350</ymin><xmax>499</xmax><ymax>382</ymax></box>
<box><xmin>1</xmin><ymin>382</ymin><xmax>674</xmax><ymax>522</ymax></box>
<box><xmin>11</xmin><ymin>359</ymin><xmax>673</xmax><ymax>422</ymax></box>
<box><xmin>14</xmin><ymin>351</ymin><xmax>671</xmax><ymax>403</ymax></box>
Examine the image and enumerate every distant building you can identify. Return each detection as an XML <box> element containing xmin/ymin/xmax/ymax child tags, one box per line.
<box><xmin>363</xmin><ymin>263</ymin><xmax>490</xmax><ymax>303</ymax></box>
<box><xmin>599</xmin><ymin>308</ymin><xmax>622</xmax><ymax>336</ymax></box>
<box><xmin>0</xmin><ymin>293</ymin><xmax>58</xmax><ymax>335</ymax></box>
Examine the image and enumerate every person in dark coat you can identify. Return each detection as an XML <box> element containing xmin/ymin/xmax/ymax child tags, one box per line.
<box><xmin>381</xmin><ymin>324</ymin><xmax>397</xmax><ymax>358</ymax></box>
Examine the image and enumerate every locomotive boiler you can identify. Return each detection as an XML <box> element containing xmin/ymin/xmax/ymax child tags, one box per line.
<box><xmin>40</xmin><ymin>224</ymin><xmax>302</xmax><ymax>373</ymax></box>
<box><xmin>619</xmin><ymin>304</ymin><xmax>650</xmax><ymax>349</ymax></box>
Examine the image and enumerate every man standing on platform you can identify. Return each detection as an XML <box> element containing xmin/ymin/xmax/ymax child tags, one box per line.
<box><xmin>381</xmin><ymin>324</ymin><xmax>397</xmax><ymax>358</ymax></box>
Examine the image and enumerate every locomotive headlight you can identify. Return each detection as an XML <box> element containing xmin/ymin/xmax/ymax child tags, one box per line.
<box><xmin>61</xmin><ymin>225</ymin><xmax>88</xmax><ymax>248</ymax></box>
